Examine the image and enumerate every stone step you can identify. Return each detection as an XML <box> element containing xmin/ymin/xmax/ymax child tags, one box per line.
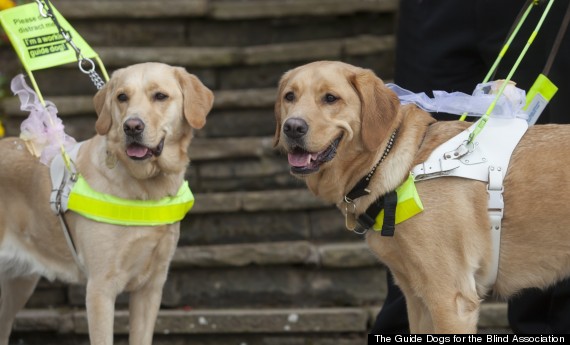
<box><xmin>27</xmin><ymin>242</ymin><xmax>380</xmax><ymax>309</ymax></box>
<box><xmin>93</xmin><ymin>35</ymin><xmax>394</xmax><ymax>68</ymax></box>
<box><xmin>1</xmin><ymin>88</ymin><xmax>277</xmax><ymax>117</ymax></box>
<box><xmin>56</xmin><ymin>0</ymin><xmax>398</xmax><ymax>20</ymax></box>
<box><xmin>179</xmin><ymin>207</ymin><xmax>351</xmax><ymax>246</ymax></box>
<box><xmin>10</xmin><ymin>304</ymin><xmax>509</xmax><ymax>344</ymax></box>
<box><xmin>170</xmin><ymin>241</ymin><xmax>377</xmax><ymax>268</ymax></box>
<box><xmin>0</xmin><ymin>34</ymin><xmax>395</xmax><ymax>98</ymax></box>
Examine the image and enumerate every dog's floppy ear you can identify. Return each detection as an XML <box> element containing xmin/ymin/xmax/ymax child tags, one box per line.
<box><xmin>94</xmin><ymin>81</ymin><xmax>113</xmax><ymax>135</ymax></box>
<box><xmin>350</xmin><ymin>68</ymin><xmax>399</xmax><ymax>151</ymax></box>
<box><xmin>175</xmin><ymin>68</ymin><xmax>214</xmax><ymax>129</ymax></box>
<box><xmin>273</xmin><ymin>70</ymin><xmax>292</xmax><ymax>147</ymax></box>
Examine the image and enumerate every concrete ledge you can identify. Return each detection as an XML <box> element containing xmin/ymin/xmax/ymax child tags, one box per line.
<box><xmin>14</xmin><ymin>304</ymin><xmax>508</xmax><ymax>335</ymax></box>
<box><xmin>95</xmin><ymin>35</ymin><xmax>393</xmax><ymax>67</ymax></box>
<box><xmin>171</xmin><ymin>241</ymin><xmax>379</xmax><ymax>268</ymax></box>
<box><xmin>192</xmin><ymin>188</ymin><xmax>331</xmax><ymax>213</ymax></box>
<box><xmin>189</xmin><ymin>136</ymin><xmax>275</xmax><ymax>160</ymax></box>
<box><xmin>56</xmin><ymin>0</ymin><xmax>397</xmax><ymax>19</ymax></box>
<box><xmin>14</xmin><ymin>308</ymin><xmax>369</xmax><ymax>334</ymax></box>
<box><xmin>56</xmin><ymin>0</ymin><xmax>209</xmax><ymax>18</ymax></box>
<box><xmin>212</xmin><ymin>0</ymin><xmax>397</xmax><ymax>19</ymax></box>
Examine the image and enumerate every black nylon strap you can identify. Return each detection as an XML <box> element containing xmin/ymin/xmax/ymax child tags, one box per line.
<box><xmin>357</xmin><ymin>197</ymin><xmax>384</xmax><ymax>229</ymax></box>
<box><xmin>381</xmin><ymin>191</ymin><xmax>398</xmax><ymax>236</ymax></box>
<box><xmin>346</xmin><ymin>177</ymin><xmax>373</xmax><ymax>200</ymax></box>
<box><xmin>356</xmin><ymin>190</ymin><xmax>398</xmax><ymax>236</ymax></box>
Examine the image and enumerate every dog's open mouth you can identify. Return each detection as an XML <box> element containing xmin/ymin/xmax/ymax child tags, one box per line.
<box><xmin>287</xmin><ymin>135</ymin><xmax>342</xmax><ymax>174</ymax></box>
<box><xmin>126</xmin><ymin>137</ymin><xmax>165</xmax><ymax>160</ymax></box>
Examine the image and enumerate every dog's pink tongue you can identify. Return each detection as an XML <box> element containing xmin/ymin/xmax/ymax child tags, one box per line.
<box><xmin>127</xmin><ymin>145</ymin><xmax>149</xmax><ymax>158</ymax></box>
<box><xmin>288</xmin><ymin>152</ymin><xmax>317</xmax><ymax>167</ymax></box>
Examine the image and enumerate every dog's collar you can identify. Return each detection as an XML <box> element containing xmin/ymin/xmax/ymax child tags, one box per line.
<box><xmin>342</xmin><ymin>130</ymin><xmax>424</xmax><ymax>236</ymax></box>
<box><xmin>345</xmin><ymin>130</ymin><xmax>397</xmax><ymax>201</ymax></box>
<box><xmin>343</xmin><ymin>130</ymin><xmax>398</xmax><ymax>235</ymax></box>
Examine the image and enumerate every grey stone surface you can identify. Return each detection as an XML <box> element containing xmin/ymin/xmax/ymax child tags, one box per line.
<box><xmin>179</xmin><ymin>210</ymin><xmax>312</xmax><ymax>245</ymax></box>
<box><xmin>189</xmin><ymin>136</ymin><xmax>275</xmax><ymax>160</ymax></box>
<box><xmin>318</xmin><ymin>242</ymin><xmax>379</xmax><ymax>268</ymax></box>
<box><xmin>170</xmin><ymin>241</ymin><xmax>381</xmax><ymax>268</ymax></box>
<box><xmin>57</xmin><ymin>0</ymin><xmax>209</xmax><ymax>18</ymax></box>
<box><xmin>160</xmin><ymin>266</ymin><xmax>388</xmax><ymax>308</ymax></box>
<box><xmin>189</xmin><ymin>189</ymin><xmax>330</xmax><ymax>213</ymax></box>
<box><xmin>93</xmin><ymin>35</ymin><xmax>394</xmax><ymax>68</ymax></box>
<box><xmin>171</xmin><ymin>241</ymin><xmax>316</xmax><ymax>267</ymax></box>
<box><xmin>198</xmin><ymin>108</ymin><xmax>275</xmax><ymax>138</ymax></box>
<box><xmin>211</xmin><ymin>0</ymin><xmax>397</xmax><ymax>19</ymax></box>
<box><xmin>213</xmin><ymin>88</ymin><xmax>276</xmax><ymax>109</ymax></box>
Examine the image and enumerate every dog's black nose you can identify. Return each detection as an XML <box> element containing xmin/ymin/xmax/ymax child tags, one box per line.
<box><xmin>123</xmin><ymin>118</ymin><xmax>145</xmax><ymax>136</ymax></box>
<box><xmin>283</xmin><ymin>117</ymin><xmax>308</xmax><ymax>139</ymax></box>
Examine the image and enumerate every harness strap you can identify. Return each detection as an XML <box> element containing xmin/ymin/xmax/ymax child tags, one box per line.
<box><xmin>411</xmin><ymin>117</ymin><xmax>528</xmax><ymax>288</ymax></box>
<box><xmin>357</xmin><ymin>191</ymin><xmax>398</xmax><ymax>237</ymax></box>
<box><xmin>50</xmin><ymin>143</ymin><xmax>84</xmax><ymax>272</ymax></box>
<box><xmin>487</xmin><ymin>166</ymin><xmax>505</xmax><ymax>287</ymax></box>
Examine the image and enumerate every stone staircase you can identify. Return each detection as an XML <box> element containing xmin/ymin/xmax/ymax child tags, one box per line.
<box><xmin>0</xmin><ymin>0</ymin><xmax>510</xmax><ymax>343</ymax></box>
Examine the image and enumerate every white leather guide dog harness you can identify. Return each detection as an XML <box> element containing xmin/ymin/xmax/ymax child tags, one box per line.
<box><xmin>411</xmin><ymin>117</ymin><xmax>529</xmax><ymax>287</ymax></box>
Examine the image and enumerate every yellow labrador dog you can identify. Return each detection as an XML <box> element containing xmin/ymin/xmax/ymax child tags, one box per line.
<box><xmin>273</xmin><ymin>61</ymin><xmax>570</xmax><ymax>333</ymax></box>
<box><xmin>0</xmin><ymin>62</ymin><xmax>213</xmax><ymax>344</ymax></box>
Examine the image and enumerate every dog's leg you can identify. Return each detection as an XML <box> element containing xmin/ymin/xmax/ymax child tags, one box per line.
<box><xmin>424</xmin><ymin>278</ymin><xmax>480</xmax><ymax>333</ymax></box>
<box><xmin>395</xmin><ymin>268</ymin><xmax>480</xmax><ymax>333</ymax></box>
<box><xmin>128</xmin><ymin>276</ymin><xmax>167</xmax><ymax>345</ymax></box>
<box><xmin>86</xmin><ymin>279</ymin><xmax>118</xmax><ymax>345</ymax></box>
<box><xmin>405</xmin><ymin>293</ymin><xmax>433</xmax><ymax>333</ymax></box>
<box><xmin>0</xmin><ymin>274</ymin><xmax>40</xmax><ymax>345</ymax></box>
<box><xmin>394</xmin><ymin>274</ymin><xmax>434</xmax><ymax>333</ymax></box>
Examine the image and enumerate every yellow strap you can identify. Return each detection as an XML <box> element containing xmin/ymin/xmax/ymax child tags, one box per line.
<box><xmin>373</xmin><ymin>174</ymin><xmax>424</xmax><ymax>230</ymax></box>
<box><xmin>68</xmin><ymin>175</ymin><xmax>194</xmax><ymax>226</ymax></box>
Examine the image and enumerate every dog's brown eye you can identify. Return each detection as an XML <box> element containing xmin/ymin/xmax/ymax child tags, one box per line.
<box><xmin>117</xmin><ymin>93</ymin><xmax>128</xmax><ymax>102</ymax></box>
<box><xmin>154</xmin><ymin>92</ymin><xmax>169</xmax><ymax>101</ymax></box>
<box><xmin>324</xmin><ymin>94</ymin><xmax>338</xmax><ymax>104</ymax></box>
<box><xmin>284</xmin><ymin>92</ymin><xmax>295</xmax><ymax>102</ymax></box>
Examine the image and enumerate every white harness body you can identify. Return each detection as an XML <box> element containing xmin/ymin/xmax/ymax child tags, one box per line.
<box><xmin>410</xmin><ymin>117</ymin><xmax>529</xmax><ymax>288</ymax></box>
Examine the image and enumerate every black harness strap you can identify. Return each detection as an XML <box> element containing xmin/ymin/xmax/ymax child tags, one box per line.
<box><xmin>356</xmin><ymin>191</ymin><xmax>398</xmax><ymax>236</ymax></box>
<box><xmin>344</xmin><ymin>130</ymin><xmax>399</xmax><ymax>236</ymax></box>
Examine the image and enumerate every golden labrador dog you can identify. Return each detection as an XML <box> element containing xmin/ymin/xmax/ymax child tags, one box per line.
<box><xmin>273</xmin><ymin>60</ymin><xmax>570</xmax><ymax>333</ymax></box>
<box><xmin>0</xmin><ymin>62</ymin><xmax>213</xmax><ymax>344</ymax></box>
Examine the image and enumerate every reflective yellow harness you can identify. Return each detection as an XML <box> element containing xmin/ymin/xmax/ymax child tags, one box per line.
<box><xmin>50</xmin><ymin>142</ymin><xmax>194</xmax><ymax>227</ymax></box>
<box><xmin>68</xmin><ymin>175</ymin><xmax>194</xmax><ymax>226</ymax></box>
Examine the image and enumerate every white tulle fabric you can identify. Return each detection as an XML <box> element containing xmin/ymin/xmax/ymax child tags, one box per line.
<box><xmin>386</xmin><ymin>81</ymin><xmax>528</xmax><ymax>120</ymax></box>
<box><xmin>11</xmin><ymin>74</ymin><xmax>76</xmax><ymax>165</ymax></box>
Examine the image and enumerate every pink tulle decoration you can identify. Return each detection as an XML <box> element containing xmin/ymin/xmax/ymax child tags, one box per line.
<box><xmin>11</xmin><ymin>74</ymin><xmax>76</xmax><ymax>165</ymax></box>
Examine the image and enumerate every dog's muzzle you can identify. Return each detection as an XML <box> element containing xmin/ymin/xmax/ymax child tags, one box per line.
<box><xmin>123</xmin><ymin>117</ymin><xmax>165</xmax><ymax>160</ymax></box>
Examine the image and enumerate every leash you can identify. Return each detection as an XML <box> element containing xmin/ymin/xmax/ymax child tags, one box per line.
<box><xmin>456</xmin><ymin>0</ymin><xmax>555</xmax><ymax>151</ymax></box>
<box><xmin>523</xmin><ymin>0</ymin><xmax>570</xmax><ymax>124</ymax></box>
<box><xmin>35</xmin><ymin>0</ymin><xmax>107</xmax><ymax>91</ymax></box>
<box><xmin>1</xmin><ymin>0</ymin><xmax>109</xmax><ymax>271</ymax></box>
